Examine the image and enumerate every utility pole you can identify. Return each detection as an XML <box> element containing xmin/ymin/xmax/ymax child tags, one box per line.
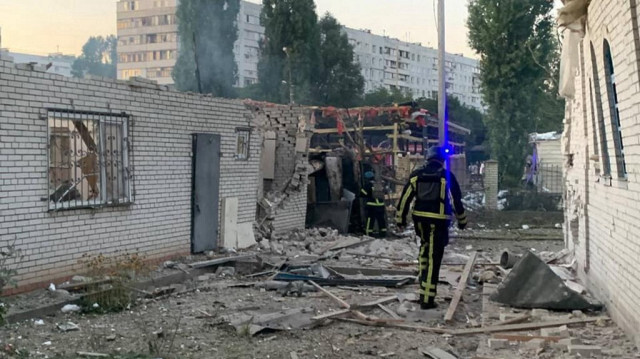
<box><xmin>437</xmin><ymin>0</ymin><xmax>446</xmax><ymax>147</ymax></box>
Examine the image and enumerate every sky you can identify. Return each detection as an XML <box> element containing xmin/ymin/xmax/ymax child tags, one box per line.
<box><xmin>0</xmin><ymin>0</ymin><xmax>564</xmax><ymax>58</ymax></box>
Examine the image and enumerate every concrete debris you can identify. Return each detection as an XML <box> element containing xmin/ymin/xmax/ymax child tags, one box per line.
<box><xmin>57</xmin><ymin>322</ymin><xmax>80</xmax><ymax>332</ymax></box>
<box><xmin>34</xmin><ymin>319</ymin><xmax>45</xmax><ymax>326</ymax></box>
<box><xmin>421</xmin><ymin>347</ymin><xmax>458</xmax><ymax>359</ymax></box>
<box><xmin>540</xmin><ymin>325</ymin><xmax>570</xmax><ymax>337</ymax></box>
<box><xmin>568</xmin><ymin>345</ymin><xmax>602</xmax><ymax>357</ymax></box>
<box><xmin>487</xmin><ymin>338</ymin><xmax>509</xmax><ymax>349</ymax></box>
<box><xmin>490</xmin><ymin>252</ymin><xmax>600</xmax><ymax>311</ymax></box>
<box><xmin>215</xmin><ymin>266</ymin><xmax>236</xmax><ymax>277</ymax></box>
<box><xmin>60</xmin><ymin>304</ymin><xmax>81</xmax><ymax>313</ymax></box>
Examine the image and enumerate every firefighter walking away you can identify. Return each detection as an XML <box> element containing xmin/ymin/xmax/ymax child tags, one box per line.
<box><xmin>395</xmin><ymin>146</ymin><xmax>467</xmax><ymax>309</ymax></box>
<box><xmin>361</xmin><ymin>171</ymin><xmax>387</xmax><ymax>238</ymax></box>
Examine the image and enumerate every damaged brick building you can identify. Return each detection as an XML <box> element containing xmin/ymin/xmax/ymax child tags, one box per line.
<box><xmin>560</xmin><ymin>0</ymin><xmax>640</xmax><ymax>345</ymax></box>
<box><xmin>0</xmin><ymin>55</ymin><xmax>312</xmax><ymax>293</ymax></box>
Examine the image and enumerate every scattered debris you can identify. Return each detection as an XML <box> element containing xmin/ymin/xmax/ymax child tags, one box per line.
<box><xmin>57</xmin><ymin>322</ymin><xmax>80</xmax><ymax>332</ymax></box>
<box><xmin>421</xmin><ymin>347</ymin><xmax>458</xmax><ymax>359</ymax></box>
<box><xmin>444</xmin><ymin>251</ymin><xmax>478</xmax><ymax>322</ymax></box>
<box><xmin>490</xmin><ymin>252</ymin><xmax>600</xmax><ymax>310</ymax></box>
<box><xmin>60</xmin><ymin>304</ymin><xmax>81</xmax><ymax>313</ymax></box>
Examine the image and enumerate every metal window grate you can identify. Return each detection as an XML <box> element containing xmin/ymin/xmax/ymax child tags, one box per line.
<box><xmin>235</xmin><ymin>128</ymin><xmax>250</xmax><ymax>160</ymax></box>
<box><xmin>47</xmin><ymin>110</ymin><xmax>132</xmax><ymax>210</ymax></box>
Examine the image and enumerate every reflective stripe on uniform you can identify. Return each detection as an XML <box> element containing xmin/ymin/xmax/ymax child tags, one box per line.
<box><xmin>412</xmin><ymin>210</ymin><xmax>451</xmax><ymax>220</ymax></box>
<box><xmin>396</xmin><ymin>177</ymin><xmax>417</xmax><ymax>223</ymax></box>
<box><xmin>366</xmin><ymin>202</ymin><xmax>385</xmax><ymax>207</ymax></box>
<box><xmin>425</xmin><ymin>224</ymin><xmax>436</xmax><ymax>300</ymax></box>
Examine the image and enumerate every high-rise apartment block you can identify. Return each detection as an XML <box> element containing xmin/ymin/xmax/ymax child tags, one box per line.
<box><xmin>345</xmin><ymin>28</ymin><xmax>483</xmax><ymax>111</ymax></box>
<box><xmin>116</xmin><ymin>1</ymin><xmax>483</xmax><ymax>111</ymax></box>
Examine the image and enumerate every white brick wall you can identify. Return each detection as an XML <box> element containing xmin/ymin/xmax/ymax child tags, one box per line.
<box><xmin>0</xmin><ymin>58</ymin><xmax>261</xmax><ymax>290</ymax></box>
<box><xmin>251</xmin><ymin>105</ymin><xmax>310</xmax><ymax>234</ymax></box>
<box><xmin>563</xmin><ymin>0</ymin><xmax>640</xmax><ymax>345</ymax></box>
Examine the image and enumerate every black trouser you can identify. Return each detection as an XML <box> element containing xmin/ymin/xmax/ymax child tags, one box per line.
<box><xmin>413</xmin><ymin>216</ymin><xmax>448</xmax><ymax>305</ymax></box>
<box><xmin>365</xmin><ymin>204</ymin><xmax>387</xmax><ymax>237</ymax></box>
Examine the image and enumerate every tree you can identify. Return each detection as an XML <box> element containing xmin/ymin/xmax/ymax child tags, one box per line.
<box><xmin>314</xmin><ymin>14</ymin><xmax>364</xmax><ymax>107</ymax></box>
<box><xmin>416</xmin><ymin>96</ymin><xmax>487</xmax><ymax>150</ymax></box>
<box><xmin>173</xmin><ymin>0</ymin><xmax>239</xmax><ymax>97</ymax></box>
<box><xmin>468</xmin><ymin>0</ymin><xmax>564</xmax><ymax>186</ymax></box>
<box><xmin>258</xmin><ymin>0</ymin><xmax>321</xmax><ymax>104</ymax></box>
<box><xmin>71</xmin><ymin>36</ymin><xmax>117</xmax><ymax>78</ymax></box>
<box><xmin>362</xmin><ymin>87</ymin><xmax>413</xmax><ymax>106</ymax></box>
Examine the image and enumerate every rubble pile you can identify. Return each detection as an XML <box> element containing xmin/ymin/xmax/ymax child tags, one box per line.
<box><xmin>1</xmin><ymin>228</ymin><xmax>638</xmax><ymax>358</ymax></box>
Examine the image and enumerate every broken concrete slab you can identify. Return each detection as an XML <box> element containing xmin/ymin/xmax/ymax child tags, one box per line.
<box><xmin>568</xmin><ymin>345</ymin><xmax>602</xmax><ymax>357</ymax></box>
<box><xmin>57</xmin><ymin>322</ymin><xmax>80</xmax><ymax>332</ymax></box>
<box><xmin>487</xmin><ymin>338</ymin><xmax>509</xmax><ymax>349</ymax></box>
<box><xmin>540</xmin><ymin>325</ymin><xmax>570</xmax><ymax>337</ymax></box>
<box><xmin>421</xmin><ymin>347</ymin><xmax>458</xmax><ymax>359</ymax></box>
<box><xmin>490</xmin><ymin>252</ymin><xmax>600</xmax><ymax>311</ymax></box>
<box><xmin>223</xmin><ymin>307</ymin><xmax>319</xmax><ymax>336</ymax></box>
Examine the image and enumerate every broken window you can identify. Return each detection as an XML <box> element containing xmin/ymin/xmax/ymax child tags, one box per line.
<box><xmin>48</xmin><ymin>110</ymin><xmax>132</xmax><ymax>210</ymax></box>
<box><xmin>603</xmin><ymin>40</ymin><xmax>627</xmax><ymax>178</ymax></box>
<box><xmin>235</xmin><ymin>128</ymin><xmax>251</xmax><ymax>160</ymax></box>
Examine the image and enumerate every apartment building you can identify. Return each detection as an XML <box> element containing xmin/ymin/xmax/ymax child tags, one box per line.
<box><xmin>344</xmin><ymin>28</ymin><xmax>483</xmax><ymax>111</ymax></box>
<box><xmin>116</xmin><ymin>1</ymin><xmax>483</xmax><ymax>112</ymax></box>
<box><xmin>116</xmin><ymin>0</ymin><xmax>261</xmax><ymax>86</ymax></box>
<box><xmin>0</xmin><ymin>50</ymin><xmax>75</xmax><ymax>77</ymax></box>
<box><xmin>116</xmin><ymin>0</ymin><xmax>179</xmax><ymax>85</ymax></box>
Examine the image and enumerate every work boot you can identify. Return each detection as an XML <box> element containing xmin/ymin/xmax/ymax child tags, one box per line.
<box><xmin>420</xmin><ymin>301</ymin><xmax>438</xmax><ymax>310</ymax></box>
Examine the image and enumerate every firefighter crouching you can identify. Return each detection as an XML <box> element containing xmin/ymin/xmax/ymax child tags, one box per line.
<box><xmin>361</xmin><ymin>171</ymin><xmax>387</xmax><ymax>238</ymax></box>
<box><xmin>395</xmin><ymin>146</ymin><xmax>467</xmax><ymax>310</ymax></box>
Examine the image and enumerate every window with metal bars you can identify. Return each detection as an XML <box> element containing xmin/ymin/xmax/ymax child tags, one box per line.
<box><xmin>235</xmin><ymin>128</ymin><xmax>250</xmax><ymax>160</ymax></box>
<box><xmin>47</xmin><ymin>110</ymin><xmax>132</xmax><ymax>210</ymax></box>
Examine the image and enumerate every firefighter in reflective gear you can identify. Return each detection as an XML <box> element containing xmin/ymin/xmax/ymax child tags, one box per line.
<box><xmin>396</xmin><ymin>146</ymin><xmax>467</xmax><ymax>309</ymax></box>
<box><xmin>361</xmin><ymin>171</ymin><xmax>387</xmax><ymax>237</ymax></box>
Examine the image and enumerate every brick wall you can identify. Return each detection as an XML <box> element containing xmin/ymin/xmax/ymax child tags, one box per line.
<box><xmin>248</xmin><ymin>104</ymin><xmax>312</xmax><ymax>236</ymax></box>
<box><xmin>563</xmin><ymin>0</ymin><xmax>640</xmax><ymax>345</ymax></box>
<box><xmin>0</xmin><ymin>57</ymin><xmax>261</xmax><ymax>290</ymax></box>
<box><xmin>484</xmin><ymin>160</ymin><xmax>498</xmax><ymax>210</ymax></box>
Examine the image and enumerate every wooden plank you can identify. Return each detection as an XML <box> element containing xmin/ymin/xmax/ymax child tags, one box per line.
<box><xmin>378</xmin><ymin>304</ymin><xmax>401</xmax><ymax>320</ymax></box>
<box><xmin>311</xmin><ymin>295</ymin><xmax>398</xmax><ymax>321</ymax></box>
<box><xmin>189</xmin><ymin>255</ymin><xmax>255</xmax><ymax>269</ymax></box>
<box><xmin>497</xmin><ymin>314</ymin><xmax>531</xmax><ymax>326</ymax></box>
<box><xmin>313</xmin><ymin>125</ymin><xmax>395</xmax><ymax>134</ymax></box>
<box><xmin>444</xmin><ymin>251</ymin><xmax>478</xmax><ymax>322</ymax></box>
<box><xmin>308</xmin><ymin>280</ymin><xmax>369</xmax><ymax>321</ymax></box>
<box><xmin>450</xmin><ymin>317</ymin><xmax>608</xmax><ymax>336</ymax></box>
<box><xmin>492</xmin><ymin>334</ymin><xmax>564</xmax><ymax>343</ymax></box>
<box><xmin>337</xmin><ymin>317</ymin><xmax>451</xmax><ymax>334</ymax></box>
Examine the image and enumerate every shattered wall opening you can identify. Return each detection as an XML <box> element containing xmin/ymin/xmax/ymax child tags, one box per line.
<box><xmin>247</xmin><ymin>103</ymin><xmax>313</xmax><ymax>240</ymax></box>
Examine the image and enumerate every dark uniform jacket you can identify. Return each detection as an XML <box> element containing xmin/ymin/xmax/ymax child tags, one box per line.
<box><xmin>395</xmin><ymin>161</ymin><xmax>467</xmax><ymax>226</ymax></box>
<box><xmin>361</xmin><ymin>181</ymin><xmax>384</xmax><ymax>207</ymax></box>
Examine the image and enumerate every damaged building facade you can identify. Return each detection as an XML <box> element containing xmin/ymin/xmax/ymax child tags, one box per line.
<box><xmin>0</xmin><ymin>56</ymin><xmax>273</xmax><ymax>293</ymax></box>
<box><xmin>560</xmin><ymin>0</ymin><xmax>640</xmax><ymax>345</ymax></box>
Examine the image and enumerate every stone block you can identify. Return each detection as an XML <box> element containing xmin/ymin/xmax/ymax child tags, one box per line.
<box><xmin>524</xmin><ymin>338</ymin><xmax>547</xmax><ymax>349</ymax></box>
<box><xmin>568</xmin><ymin>345</ymin><xmax>602</xmax><ymax>357</ymax></box>
<box><xmin>488</xmin><ymin>338</ymin><xmax>509</xmax><ymax>349</ymax></box>
<box><xmin>540</xmin><ymin>325</ymin><xmax>570</xmax><ymax>337</ymax></box>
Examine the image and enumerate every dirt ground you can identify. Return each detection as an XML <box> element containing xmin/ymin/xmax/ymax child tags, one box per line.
<box><xmin>1</xmin><ymin>227</ymin><xmax>638</xmax><ymax>359</ymax></box>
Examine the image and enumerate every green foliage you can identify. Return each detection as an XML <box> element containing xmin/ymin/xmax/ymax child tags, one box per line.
<box><xmin>0</xmin><ymin>242</ymin><xmax>22</xmax><ymax>325</ymax></box>
<box><xmin>71</xmin><ymin>35</ymin><xmax>117</xmax><ymax>78</ymax></box>
<box><xmin>314</xmin><ymin>13</ymin><xmax>364</xmax><ymax>107</ymax></box>
<box><xmin>416</xmin><ymin>96</ymin><xmax>487</xmax><ymax>151</ymax></box>
<box><xmin>79</xmin><ymin>252</ymin><xmax>150</xmax><ymax>313</ymax></box>
<box><xmin>361</xmin><ymin>87</ymin><xmax>413</xmax><ymax>106</ymax></box>
<box><xmin>258</xmin><ymin>0</ymin><xmax>321</xmax><ymax>104</ymax></box>
<box><xmin>173</xmin><ymin>0</ymin><xmax>240</xmax><ymax>97</ymax></box>
<box><xmin>467</xmin><ymin>0</ymin><xmax>564</xmax><ymax>186</ymax></box>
